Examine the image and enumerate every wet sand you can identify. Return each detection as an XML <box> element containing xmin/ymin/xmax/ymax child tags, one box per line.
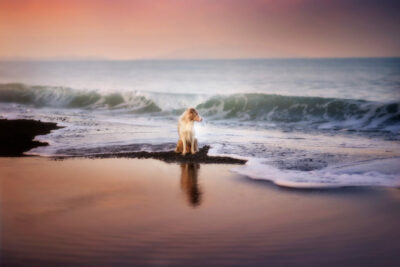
<box><xmin>1</xmin><ymin>157</ymin><xmax>400</xmax><ymax>266</ymax></box>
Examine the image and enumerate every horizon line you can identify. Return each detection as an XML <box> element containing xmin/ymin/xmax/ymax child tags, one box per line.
<box><xmin>1</xmin><ymin>56</ymin><xmax>400</xmax><ymax>62</ymax></box>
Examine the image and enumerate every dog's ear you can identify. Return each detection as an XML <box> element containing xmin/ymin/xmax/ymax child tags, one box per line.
<box><xmin>187</xmin><ymin>108</ymin><xmax>195</xmax><ymax>121</ymax></box>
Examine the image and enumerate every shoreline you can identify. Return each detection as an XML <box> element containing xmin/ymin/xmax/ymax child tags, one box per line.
<box><xmin>0</xmin><ymin>119</ymin><xmax>246</xmax><ymax>164</ymax></box>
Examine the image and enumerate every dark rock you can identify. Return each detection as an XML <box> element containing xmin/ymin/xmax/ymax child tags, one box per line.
<box><xmin>0</xmin><ymin>119</ymin><xmax>62</xmax><ymax>157</ymax></box>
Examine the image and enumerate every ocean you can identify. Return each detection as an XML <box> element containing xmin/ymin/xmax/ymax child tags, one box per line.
<box><xmin>1</xmin><ymin>58</ymin><xmax>399</xmax><ymax>188</ymax></box>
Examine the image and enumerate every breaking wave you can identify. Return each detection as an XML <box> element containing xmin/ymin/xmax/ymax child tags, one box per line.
<box><xmin>0</xmin><ymin>83</ymin><xmax>161</xmax><ymax>113</ymax></box>
<box><xmin>1</xmin><ymin>83</ymin><xmax>399</xmax><ymax>132</ymax></box>
<box><xmin>196</xmin><ymin>94</ymin><xmax>400</xmax><ymax>132</ymax></box>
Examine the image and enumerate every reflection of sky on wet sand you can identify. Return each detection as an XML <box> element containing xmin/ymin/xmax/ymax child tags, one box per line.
<box><xmin>1</xmin><ymin>157</ymin><xmax>400</xmax><ymax>265</ymax></box>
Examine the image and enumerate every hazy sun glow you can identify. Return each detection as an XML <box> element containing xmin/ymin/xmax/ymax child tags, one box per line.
<box><xmin>1</xmin><ymin>0</ymin><xmax>399</xmax><ymax>59</ymax></box>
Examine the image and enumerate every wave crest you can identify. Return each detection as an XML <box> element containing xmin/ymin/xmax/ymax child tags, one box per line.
<box><xmin>0</xmin><ymin>83</ymin><xmax>161</xmax><ymax>113</ymax></box>
<box><xmin>1</xmin><ymin>83</ymin><xmax>399</xmax><ymax>132</ymax></box>
<box><xmin>196</xmin><ymin>93</ymin><xmax>400</xmax><ymax>131</ymax></box>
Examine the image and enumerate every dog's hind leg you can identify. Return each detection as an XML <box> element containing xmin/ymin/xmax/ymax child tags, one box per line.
<box><xmin>175</xmin><ymin>139</ymin><xmax>182</xmax><ymax>153</ymax></box>
<box><xmin>175</xmin><ymin>142</ymin><xmax>180</xmax><ymax>153</ymax></box>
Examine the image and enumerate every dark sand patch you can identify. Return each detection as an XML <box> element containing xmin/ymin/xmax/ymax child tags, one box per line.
<box><xmin>0</xmin><ymin>119</ymin><xmax>62</xmax><ymax>157</ymax></box>
<box><xmin>56</xmin><ymin>145</ymin><xmax>247</xmax><ymax>164</ymax></box>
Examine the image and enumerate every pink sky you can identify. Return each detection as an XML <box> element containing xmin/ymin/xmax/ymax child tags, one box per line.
<box><xmin>1</xmin><ymin>0</ymin><xmax>399</xmax><ymax>59</ymax></box>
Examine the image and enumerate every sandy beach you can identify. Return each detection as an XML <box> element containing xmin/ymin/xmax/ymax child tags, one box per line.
<box><xmin>1</xmin><ymin>156</ymin><xmax>400</xmax><ymax>266</ymax></box>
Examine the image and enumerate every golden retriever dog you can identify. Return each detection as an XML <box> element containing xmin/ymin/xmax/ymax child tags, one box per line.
<box><xmin>175</xmin><ymin>108</ymin><xmax>202</xmax><ymax>155</ymax></box>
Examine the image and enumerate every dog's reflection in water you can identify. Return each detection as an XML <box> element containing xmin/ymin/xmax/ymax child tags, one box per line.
<box><xmin>180</xmin><ymin>163</ymin><xmax>202</xmax><ymax>207</ymax></box>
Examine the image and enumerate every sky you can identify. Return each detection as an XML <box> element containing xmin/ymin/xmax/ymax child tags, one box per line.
<box><xmin>0</xmin><ymin>0</ymin><xmax>399</xmax><ymax>60</ymax></box>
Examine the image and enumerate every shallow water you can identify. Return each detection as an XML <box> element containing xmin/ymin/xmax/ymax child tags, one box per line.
<box><xmin>1</xmin><ymin>158</ymin><xmax>400</xmax><ymax>266</ymax></box>
<box><xmin>0</xmin><ymin>59</ymin><xmax>399</xmax><ymax>188</ymax></box>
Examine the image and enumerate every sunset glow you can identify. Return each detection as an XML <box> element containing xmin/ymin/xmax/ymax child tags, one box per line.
<box><xmin>1</xmin><ymin>0</ymin><xmax>399</xmax><ymax>59</ymax></box>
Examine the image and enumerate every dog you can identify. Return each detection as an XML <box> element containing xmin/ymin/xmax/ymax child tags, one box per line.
<box><xmin>175</xmin><ymin>108</ymin><xmax>202</xmax><ymax>155</ymax></box>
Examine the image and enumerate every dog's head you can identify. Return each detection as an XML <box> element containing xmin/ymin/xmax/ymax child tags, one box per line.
<box><xmin>187</xmin><ymin>108</ymin><xmax>202</xmax><ymax>122</ymax></box>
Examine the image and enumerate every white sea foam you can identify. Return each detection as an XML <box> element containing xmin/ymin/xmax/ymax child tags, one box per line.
<box><xmin>232</xmin><ymin>157</ymin><xmax>400</xmax><ymax>188</ymax></box>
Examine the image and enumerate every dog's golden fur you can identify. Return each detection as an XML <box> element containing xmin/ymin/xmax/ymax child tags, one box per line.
<box><xmin>175</xmin><ymin>139</ymin><xmax>197</xmax><ymax>154</ymax></box>
<box><xmin>175</xmin><ymin>108</ymin><xmax>202</xmax><ymax>155</ymax></box>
